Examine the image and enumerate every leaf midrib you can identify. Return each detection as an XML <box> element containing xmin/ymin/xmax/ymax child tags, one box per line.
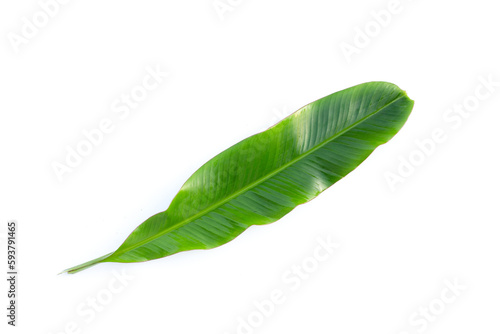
<box><xmin>112</xmin><ymin>93</ymin><xmax>406</xmax><ymax>258</ymax></box>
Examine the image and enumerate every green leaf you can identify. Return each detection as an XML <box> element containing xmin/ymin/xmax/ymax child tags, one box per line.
<box><xmin>62</xmin><ymin>81</ymin><xmax>414</xmax><ymax>274</ymax></box>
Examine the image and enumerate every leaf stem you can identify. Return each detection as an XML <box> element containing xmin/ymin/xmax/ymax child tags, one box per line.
<box><xmin>59</xmin><ymin>252</ymin><xmax>113</xmax><ymax>274</ymax></box>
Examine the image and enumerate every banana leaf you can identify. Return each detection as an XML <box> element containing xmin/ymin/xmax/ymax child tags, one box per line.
<box><xmin>62</xmin><ymin>81</ymin><xmax>414</xmax><ymax>274</ymax></box>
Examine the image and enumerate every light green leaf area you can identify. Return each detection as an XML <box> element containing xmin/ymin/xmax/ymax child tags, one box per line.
<box><xmin>63</xmin><ymin>81</ymin><xmax>414</xmax><ymax>274</ymax></box>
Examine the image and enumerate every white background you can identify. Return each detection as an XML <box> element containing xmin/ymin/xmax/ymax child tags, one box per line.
<box><xmin>1</xmin><ymin>0</ymin><xmax>499</xmax><ymax>333</ymax></box>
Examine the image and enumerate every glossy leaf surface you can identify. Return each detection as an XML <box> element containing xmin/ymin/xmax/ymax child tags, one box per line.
<box><xmin>63</xmin><ymin>82</ymin><xmax>414</xmax><ymax>273</ymax></box>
